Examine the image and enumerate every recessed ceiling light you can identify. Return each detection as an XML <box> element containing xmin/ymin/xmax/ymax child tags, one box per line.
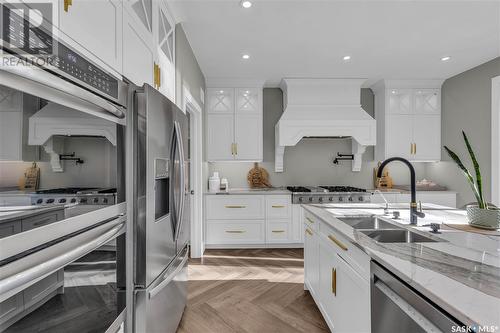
<box><xmin>441</xmin><ymin>56</ymin><xmax>451</xmax><ymax>62</ymax></box>
<box><xmin>242</xmin><ymin>54</ymin><xmax>250</xmax><ymax>60</ymax></box>
<box><xmin>343</xmin><ymin>55</ymin><xmax>351</xmax><ymax>61</ymax></box>
<box><xmin>241</xmin><ymin>0</ymin><xmax>252</xmax><ymax>8</ymax></box>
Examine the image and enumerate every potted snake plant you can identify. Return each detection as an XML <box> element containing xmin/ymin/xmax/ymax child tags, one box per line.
<box><xmin>444</xmin><ymin>131</ymin><xmax>500</xmax><ymax>229</ymax></box>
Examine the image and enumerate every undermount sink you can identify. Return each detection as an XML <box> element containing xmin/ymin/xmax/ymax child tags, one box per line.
<box><xmin>338</xmin><ymin>216</ymin><xmax>401</xmax><ymax>230</ymax></box>
<box><xmin>360</xmin><ymin>229</ymin><xmax>439</xmax><ymax>243</ymax></box>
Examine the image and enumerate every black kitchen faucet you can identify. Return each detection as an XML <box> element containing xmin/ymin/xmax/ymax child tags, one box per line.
<box><xmin>376</xmin><ymin>157</ymin><xmax>425</xmax><ymax>225</ymax></box>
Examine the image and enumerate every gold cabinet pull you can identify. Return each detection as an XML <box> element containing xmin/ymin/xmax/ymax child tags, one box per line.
<box><xmin>225</xmin><ymin>205</ymin><xmax>246</xmax><ymax>208</ymax></box>
<box><xmin>328</xmin><ymin>234</ymin><xmax>348</xmax><ymax>251</ymax></box>
<box><xmin>414</xmin><ymin>143</ymin><xmax>416</xmax><ymax>154</ymax></box>
<box><xmin>64</xmin><ymin>0</ymin><xmax>70</xmax><ymax>12</ymax></box>
<box><xmin>231</xmin><ymin>143</ymin><xmax>236</xmax><ymax>155</ymax></box>
<box><xmin>305</xmin><ymin>228</ymin><xmax>313</xmax><ymax>236</ymax></box>
<box><xmin>332</xmin><ymin>268</ymin><xmax>337</xmax><ymax>295</ymax></box>
<box><xmin>410</xmin><ymin>142</ymin><xmax>413</xmax><ymax>154</ymax></box>
<box><xmin>305</xmin><ymin>217</ymin><xmax>314</xmax><ymax>224</ymax></box>
<box><xmin>153</xmin><ymin>63</ymin><xmax>158</xmax><ymax>88</ymax></box>
<box><xmin>272</xmin><ymin>230</ymin><xmax>285</xmax><ymax>233</ymax></box>
<box><xmin>272</xmin><ymin>205</ymin><xmax>286</xmax><ymax>208</ymax></box>
<box><xmin>235</xmin><ymin>143</ymin><xmax>238</xmax><ymax>155</ymax></box>
<box><xmin>225</xmin><ymin>230</ymin><xmax>245</xmax><ymax>233</ymax></box>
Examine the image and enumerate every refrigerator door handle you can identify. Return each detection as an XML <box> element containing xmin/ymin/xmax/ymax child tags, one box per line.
<box><xmin>173</xmin><ymin>121</ymin><xmax>186</xmax><ymax>241</ymax></box>
<box><xmin>148</xmin><ymin>249</ymin><xmax>188</xmax><ymax>299</ymax></box>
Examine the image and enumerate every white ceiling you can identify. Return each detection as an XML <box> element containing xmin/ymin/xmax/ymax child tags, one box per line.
<box><xmin>169</xmin><ymin>0</ymin><xmax>500</xmax><ymax>87</ymax></box>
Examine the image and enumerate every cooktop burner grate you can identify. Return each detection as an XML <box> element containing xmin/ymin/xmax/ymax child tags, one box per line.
<box><xmin>319</xmin><ymin>186</ymin><xmax>367</xmax><ymax>193</ymax></box>
<box><xmin>286</xmin><ymin>186</ymin><xmax>312</xmax><ymax>193</ymax></box>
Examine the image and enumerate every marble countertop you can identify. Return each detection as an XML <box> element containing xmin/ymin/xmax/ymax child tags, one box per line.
<box><xmin>204</xmin><ymin>187</ymin><xmax>291</xmax><ymax>195</ymax></box>
<box><xmin>302</xmin><ymin>203</ymin><xmax>500</xmax><ymax>328</ymax></box>
<box><xmin>0</xmin><ymin>205</ymin><xmax>65</xmax><ymax>223</ymax></box>
<box><xmin>0</xmin><ymin>189</ymin><xmax>35</xmax><ymax>196</ymax></box>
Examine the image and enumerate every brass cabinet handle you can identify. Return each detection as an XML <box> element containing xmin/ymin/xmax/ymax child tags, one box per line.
<box><xmin>231</xmin><ymin>143</ymin><xmax>236</xmax><ymax>155</ymax></box>
<box><xmin>235</xmin><ymin>143</ymin><xmax>238</xmax><ymax>155</ymax></box>
<box><xmin>225</xmin><ymin>205</ymin><xmax>246</xmax><ymax>208</ymax></box>
<box><xmin>153</xmin><ymin>63</ymin><xmax>158</xmax><ymax>88</ymax></box>
<box><xmin>328</xmin><ymin>234</ymin><xmax>348</xmax><ymax>251</ymax></box>
<box><xmin>225</xmin><ymin>230</ymin><xmax>245</xmax><ymax>233</ymax></box>
<box><xmin>272</xmin><ymin>230</ymin><xmax>285</xmax><ymax>233</ymax></box>
<box><xmin>305</xmin><ymin>217</ymin><xmax>314</xmax><ymax>224</ymax></box>
<box><xmin>332</xmin><ymin>268</ymin><xmax>337</xmax><ymax>295</ymax></box>
<box><xmin>414</xmin><ymin>143</ymin><xmax>416</xmax><ymax>154</ymax></box>
<box><xmin>272</xmin><ymin>205</ymin><xmax>286</xmax><ymax>208</ymax></box>
<box><xmin>305</xmin><ymin>228</ymin><xmax>313</xmax><ymax>236</ymax></box>
<box><xmin>64</xmin><ymin>0</ymin><xmax>70</xmax><ymax>12</ymax></box>
<box><xmin>410</xmin><ymin>143</ymin><xmax>413</xmax><ymax>154</ymax></box>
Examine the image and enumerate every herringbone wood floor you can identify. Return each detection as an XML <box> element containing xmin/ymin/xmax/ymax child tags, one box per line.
<box><xmin>177</xmin><ymin>248</ymin><xmax>329</xmax><ymax>333</ymax></box>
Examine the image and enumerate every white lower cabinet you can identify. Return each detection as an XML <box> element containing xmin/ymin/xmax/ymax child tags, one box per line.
<box><xmin>205</xmin><ymin>194</ymin><xmax>300</xmax><ymax>247</ymax></box>
<box><xmin>304</xmin><ymin>224</ymin><xmax>320</xmax><ymax>296</ymax></box>
<box><xmin>305</xmin><ymin>212</ymin><xmax>371</xmax><ymax>333</ymax></box>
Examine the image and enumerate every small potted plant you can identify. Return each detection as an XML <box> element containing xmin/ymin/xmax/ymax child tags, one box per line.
<box><xmin>444</xmin><ymin>131</ymin><xmax>500</xmax><ymax>229</ymax></box>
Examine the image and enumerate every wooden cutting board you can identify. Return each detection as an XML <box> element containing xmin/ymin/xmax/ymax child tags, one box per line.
<box><xmin>22</xmin><ymin>162</ymin><xmax>40</xmax><ymax>191</ymax></box>
<box><xmin>442</xmin><ymin>223</ymin><xmax>500</xmax><ymax>236</ymax></box>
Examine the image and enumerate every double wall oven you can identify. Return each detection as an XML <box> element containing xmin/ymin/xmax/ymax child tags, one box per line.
<box><xmin>0</xmin><ymin>4</ymin><xmax>189</xmax><ymax>333</ymax></box>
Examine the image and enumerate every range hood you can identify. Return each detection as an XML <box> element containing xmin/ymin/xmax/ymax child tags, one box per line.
<box><xmin>275</xmin><ymin>78</ymin><xmax>376</xmax><ymax>172</ymax></box>
<box><xmin>29</xmin><ymin>102</ymin><xmax>117</xmax><ymax>172</ymax></box>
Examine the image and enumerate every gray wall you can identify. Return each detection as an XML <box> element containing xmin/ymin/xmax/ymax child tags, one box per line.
<box><xmin>426</xmin><ymin>57</ymin><xmax>500</xmax><ymax>208</ymax></box>
<box><xmin>208</xmin><ymin>88</ymin><xmax>426</xmax><ymax>189</ymax></box>
<box><xmin>175</xmin><ymin>24</ymin><xmax>205</xmax><ymax>108</ymax></box>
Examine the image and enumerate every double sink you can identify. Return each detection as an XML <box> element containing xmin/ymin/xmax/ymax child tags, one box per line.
<box><xmin>338</xmin><ymin>216</ymin><xmax>440</xmax><ymax>243</ymax></box>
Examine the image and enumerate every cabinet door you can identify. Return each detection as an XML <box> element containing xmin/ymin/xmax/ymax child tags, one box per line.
<box><xmin>156</xmin><ymin>2</ymin><xmax>175</xmax><ymax>101</ymax></box>
<box><xmin>207</xmin><ymin>89</ymin><xmax>234</xmax><ymax>114</ymax></box>
<box><xmin>413</xmin><ymin>114</ymin><xmax>441</xmax><ymax>161</ymax></box>
<box><xmin>123</xmin><ymin>9</ymin><xmax>155</xmax><ymax>86</ymax></box>
<box><xmin>234</xmin><ymin>114</ymin><xmax>262</xmax><ymax>161</ymax></box>
<box><xmin>387</xmin><ymin>89</ymin><xmax>413</xmax><ymax>114</ymax></box>
<box><xmin>207</xmin><ymin>114</ymin><xmax>234</xmax><ymax>161</ymax></box>
<box><xmin>304</xmin><ymin>227</ymin><xmax>319</xmax><ymax>296</ymax></box>
<box><xmin>385</xmin><ymin>114</ymin><xmax>413</xmax><ymax>159</ymax></box>
<box><xmin>59</xmin><ymin>0</ymin><xmax>122</xmax><ymax>72</ymax></box>
<box><xmin>333</xmin><ymin>253</ymin><xmax>370</xmax><ymax>333</ymax></box>
<box><xmin>414</xmin><ymin>89</ymin><xmax>440</xmax><ymax>115</ymax></box>
<box><xmin>318</xmin><ymin>241</ymin><xmax>339</xmax><ymax>329</ymax></box>
<box><xmin>0</xmin><ymin>293</ymin><xmax>24</xmax><ymax>326</ymax></box>
<box><xmin>235</xmin><ymin>88</ymin><xmax>262</xmax><ymax>114</ymax></box>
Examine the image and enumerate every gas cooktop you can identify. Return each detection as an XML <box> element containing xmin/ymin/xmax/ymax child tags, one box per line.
<box><xmin>32</xmin><ymin>187</ymin><xmax>117</xmax><ymax>205</ymax></box>
<box><xmin>286</xmin><ymin>185</ymin><xmax>371</xmax><ymax>204</ymax></box>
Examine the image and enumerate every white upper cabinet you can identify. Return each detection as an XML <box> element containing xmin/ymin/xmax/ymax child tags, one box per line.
<box><xmin>207</xmin><ymin>89</ymin><xmax>234</xmax><ymax>114</ymax></box>
<box><xmin>155</xmin><ymin>1</ymin><xmax>176</xmax><ymax>101</ymax></box>
<box><xmin>123</xmin><ymin>0</ymin><xmax>175</xmax><ymax>100</ymax></box>
<box><xmin>58</xmin><ymin>0</ymin><xmax>123</xmax><ymax>73</ymax></box>
<box><xmin>206</xmin><ymin>85</ymin><xmax>263</xmax><ymax>161</ymax></box>
<box><xmin>373</xmin><ymin>80</ymin><xmax>443</xmax><ymax>162</ymax></box>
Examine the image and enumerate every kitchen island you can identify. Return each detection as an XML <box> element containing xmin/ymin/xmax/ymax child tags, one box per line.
<box><xmin>302</xmin><ymin>203</ymin><xmax>500</xmax><ymax>332</ymax></box>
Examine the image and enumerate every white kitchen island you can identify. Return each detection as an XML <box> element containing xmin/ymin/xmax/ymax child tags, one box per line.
<box><xmin>302</xmin><ymin>203</ymin><xmax>500</xmax><ymax>332</ymax></box>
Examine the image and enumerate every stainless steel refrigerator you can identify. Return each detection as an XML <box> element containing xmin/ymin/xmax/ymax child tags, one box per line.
<box><xmin>127</xmin><ymin>84</ymin><xmax>190</xmax><ymax>333</ymax></box>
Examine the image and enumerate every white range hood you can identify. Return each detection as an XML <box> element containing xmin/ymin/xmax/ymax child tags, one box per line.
<box><xmin>275</xmin><ymin>78</ymin><xmax>376</xmax><ymax>172</ymax></box>
<box><xmin>29</xmin><ymin>102</ymin><xmax>117</xmax><ymax>172</ymax></box>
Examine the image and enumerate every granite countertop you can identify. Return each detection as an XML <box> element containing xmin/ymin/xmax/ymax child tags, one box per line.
<box><xmin>0</xmin><ymin>189</ymin><xmax>35</xmax><ymax>196</ymax></box>
<box><xmin>0</xmin><ymin>205</ymin><xmax>65</xmax><ymax>223</ymax></box>
<box><xmin>204</xmin><ymin>187</ymin><xmax>291</xmax><ymax>195</ymax></box>
<box><xmin>302</xmin><ymin>203</ymin><xmax>500</xmax><ymax>328</ymax></box>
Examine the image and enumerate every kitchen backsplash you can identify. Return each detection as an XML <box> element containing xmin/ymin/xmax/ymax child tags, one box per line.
<box><xmin>0</xmin><ymin>137</ymin><xmax>116</xmax><ymax>190</ymax></box>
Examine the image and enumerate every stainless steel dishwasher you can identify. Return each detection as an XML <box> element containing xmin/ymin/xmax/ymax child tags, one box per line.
<box><xmin>371</xmin><ymin>261</ymin><xmax>462</xmax><ymax>333</ymax></box>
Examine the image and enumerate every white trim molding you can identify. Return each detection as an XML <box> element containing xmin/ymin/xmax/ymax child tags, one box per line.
<box><xmin>492</xmin><ymin>76</ymin><xmax>500</xmax><ymax>206</ymax></box>
<box><xmin>182</xmin><ymin>86</ymin><xmax>204</xmax><ymax>258</ymax></box>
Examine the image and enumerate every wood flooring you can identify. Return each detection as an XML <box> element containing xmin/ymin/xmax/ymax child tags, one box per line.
<box><xmin>177</xmin><ymin>248</ymin><xmax>329</xmax><ymax>333</ymax></box>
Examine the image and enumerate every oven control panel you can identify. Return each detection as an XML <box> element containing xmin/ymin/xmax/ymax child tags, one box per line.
<box><xmin>32</xmin><ymin>194</ymin><xmax>116</xmax><ymax>206</ymax></box>
<box><xmin>292</xmin><ymin>194</ymin><xmax>371</xmax><ymax>204</ymax></box>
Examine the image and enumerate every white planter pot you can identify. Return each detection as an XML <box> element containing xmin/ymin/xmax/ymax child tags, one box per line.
<box><xmin>466</xmin><ymin>206</ymin><xmax>500</xmax><ymax>230</ymax></box>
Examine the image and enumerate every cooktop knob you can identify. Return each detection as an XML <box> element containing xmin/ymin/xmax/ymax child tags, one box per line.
<box><xmin>46</xmin><ymin>199</ymin><xmax>54</xmax><ymax>204</ymax></box>
<box><xmin>329</xmin><ymin>197</ymin><xmax>333</xmax><ymax>202</ymax></box>
<box><xmin>93</xmin><ymin>198</ymin><xmax>99</xmax><ymax>203</ymax></box>
<box><xmin>339</xmin><ymin>197</ymin><xmax>343</xmax><ymax>202</ymax></box>
<box><xmin>103</xmin><ymin>198</ymin><xmax>108</xmax><ymax>204</ymax></box>
<box><xmin>318</xmin><ymin>197</ymin><xmax>323</xmax><ymax>202</ymax></box>
<box><xmin>348</xmin><ymin>197</ymin><xmax>353</xmax><ymax>202</ymax></box>
<box><xmin>359</xmin><ymin>196</ymin><xmax>364</xmax><ymax>202</ymax></box>
<box><xmin>36</xmin><ymin>199</ymin><xmax>43</xmax><ymax>204</ymax></box>
<box><xmin>70</xmin><ymin>198</ymin><xmax>77</xmax><ymax>203</ymax></box>
<box><xmin>308</xmin><ymin>197</ymin><xmax>313</xmax><ymax>202</ymax></box>
<box><xmin>59</xmin><ymin>198</ymin><xmax>67</xmax><ymax>203</ymax></box>
<box><xmin>80</xmin><ymin>198</ymin><xmax>88</xmax><ymax>204</ymax></box>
